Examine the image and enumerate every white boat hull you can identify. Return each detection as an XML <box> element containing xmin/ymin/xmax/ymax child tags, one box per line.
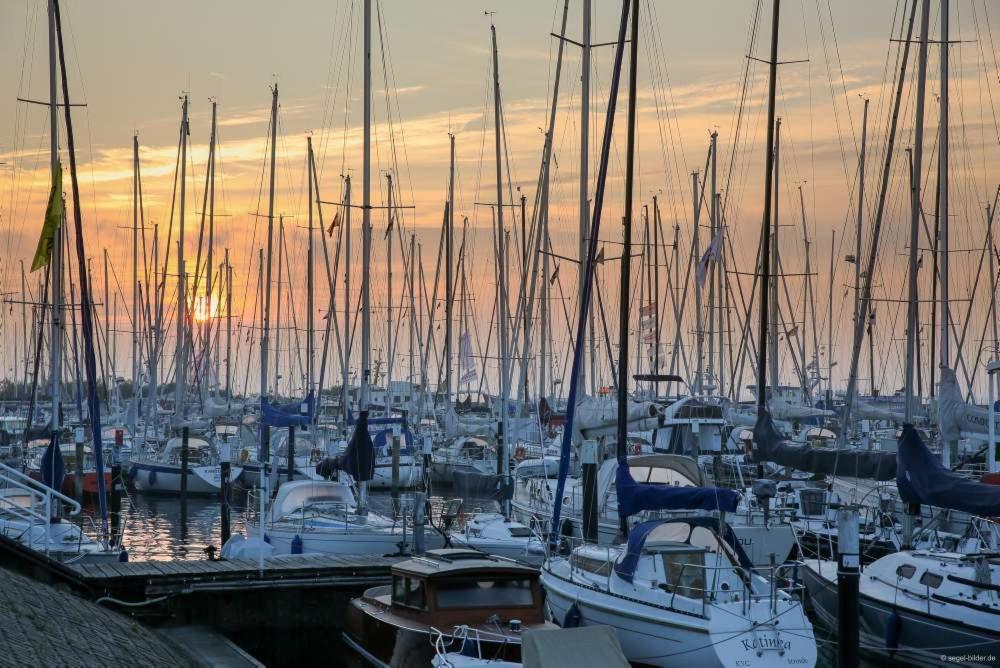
<box><xmin>131</xmin><ymin>463</ymin><xmax>242</xmax><ymax>495</ymax></box>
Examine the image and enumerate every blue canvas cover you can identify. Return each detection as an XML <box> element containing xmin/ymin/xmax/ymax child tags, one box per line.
<box><xmin>342</xmin><ymin>410</ymin><xmax>375</xmax><ymax>482</ymax></box>
<box><xmin>614</xmin><ymin>518</ymin><xmax>753</xmax><ymax>582</ymax></box>
<box><xmin>261</xmin><ymin>391</ymin><xmax>314</xmax><ymax>428</ymax></box>
<box><xmin>615</xmin><ymin>459</ymin><xmax>739</xmax><ymax>518</ymax></box>
<box><xmin>896</xmin><ymin>424</ymin><xmax>1000</xmax><ymax>517</ymax></box>
<box><xmin>753</xmin><ymin>409</ymin><xmax>896</xmax><ymax>480</ymax></box>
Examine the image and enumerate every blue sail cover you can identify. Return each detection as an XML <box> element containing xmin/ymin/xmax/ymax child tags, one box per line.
<box><xmin>614</xmin><ymin>518</ymin><xmax>753</xmax><ymax>582</ymax></box>
<box><xmin>753</xmin><ymin>409</ymin><xmax>896</xmax><ymax>480</ymax></box>
<box><xmin>261</xmin><ymin>391</ymin><xmax>314</xmax><ymax>427</ymax></box>
<box><xmin>342</xmin><ymin>410</ymin><xmax>375</xmax><ymax>482</ymax></box>
<box><xmin>615</xmin><ymin>460</ymin><xmax>739</xmax><ymax>517</ymax></box>
<box><xmin>40</xmin><ymin>435</ymin><xmax>64</xmax><ymax>492</ymax></box>
<box><xmin>897</xmin><ymin>424</ymin><xmax>1000</xmax><ymax>517</ymax></box>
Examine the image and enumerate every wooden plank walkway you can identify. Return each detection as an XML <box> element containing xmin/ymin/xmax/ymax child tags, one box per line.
<box><xmin>71</xmin><ymin>553</ymin><xmax>400</xmax><ymax>593</ymax></box>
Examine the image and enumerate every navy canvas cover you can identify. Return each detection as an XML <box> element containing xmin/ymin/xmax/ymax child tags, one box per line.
<box><xmin>897</xmin><ymin>424</ymin><xmax>1000</xmax><ymax>517</ymax></box>
<box><xmin>752</xmin><ymin>409</ymin><xmax>896</xmax><ymax>480</ymax></box>
<box><xmin>615</xmin><ymin>459</ymin><xmax>739</xmax><ymax>518</ymax></box>
<box><xmin>342</xmin><ymin>410</ymin><xmax>376</xmax><ymax>482</ymax></box>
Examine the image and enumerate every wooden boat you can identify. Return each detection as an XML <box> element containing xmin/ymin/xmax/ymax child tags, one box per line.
<box><xmin>343</xmin><ymin>549</ymin><xmax>554</xmax><ymax>667</ymax></box>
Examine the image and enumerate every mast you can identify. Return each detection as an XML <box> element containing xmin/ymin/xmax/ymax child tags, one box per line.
<box><xmin>307</xmin><ymin>136</ymin><xmax>315</xmax><ymax>396</ymax></box>
<box><xmin>445</xmin><ymin>134</ymin><xmax>455</xmax><ymax>402</ymax></box>
<box><xmin>905</xmin><ymin>0</ymin><xmax>931</xmax><ymax>423</ymax></box>
<box><xmin>174</xmin><ymin>95</ymin><xmax>189</xmax><ymax>427</ymax></box>
<box><xmin>756</xmin><ymin>0</ymin><xmax>781</xmax><ymax>414</ymax></box>
<box><xmin>938</xmin><ymin>0</ymin><xmax>951</xmax><ymax>449</ymax></box>
<box><xmin>618</xmin><ymin>0</ymin><xmax>638</xmax><ymax>494</ymax></box>
<box><xmin>769</xmin><ymin>118</ymin><xmax>782</xmax><ymax>393</ymax></box>
<box><xmin>692</xmin><ymin>171</ymin><xmax>702</xmax><ymax>394</ymax></box>
<box><xmin>709</xmin><ymin>131</ymin><xmax>718</xmax><ymax>394</ymax></box>
<box><xmin>131</xmin><ymin>135</ymin><xmax>139</xmax><ymax>436</ymax></box>
<box><xmin>48</xmin><ymin>0</ymin><xmax>63</xmax><ymax>449</ymax></box>
<box><xmin>854</xmin><ymin>99</ymin><xmax>869</xmax><ymax>330</ymax></box>
<box><xmin>275</xmin><ymin>216</ymin><xmax>284</xmax><ymax>395</ymax></box>
<box><xmin>828</xmin><ymin>230</ymin><xmax>835</xmax><ymax>409</ymax></box>
<box><xmin>360</xmin><ymin>0</ymin><xmax>372</xmax><ymax>415</ymax></box>
<box><xmin>206</xmin><ymin>101</ymin><xmax>216</xmax><ymax>394</ymax></box>
<box><xmin>490</xmin><ymin>20</ymin><xmax>510</xmax><ymax>519</ymax></box>
<box><xmin>225</xmin><ymin>248</ymin><xmax>232</xmax><ymax>405</ymax></box>
<box><xmin>579</xmin><ymin>0</ymin><xmax>591</xmax><ymax>398</ymax></box>
<box><xmin>343</xmin><ymin>176</ymin><xmax>352</xmax><ymax>419</ymax></box>
<box><xmin>261</xmin><ymin>84</ymin><xmax>277</xmax><ymax>402</ymax></box>
<box><xmin>385</xmin><ymin>172</ymin><xmax>394</xmax><ymax>415</ymax></box>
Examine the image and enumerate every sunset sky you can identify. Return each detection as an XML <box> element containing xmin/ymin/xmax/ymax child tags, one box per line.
<box><xmin>1</xmin><ymin>0</ymin><xmax>997</xmax><ymax>401</ymax></box>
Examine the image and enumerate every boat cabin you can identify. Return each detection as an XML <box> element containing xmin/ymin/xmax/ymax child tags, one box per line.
<box><xmin>386</xmin><ymin>549</ymin><xmax>543</xmax><ymax>627</ymax></box>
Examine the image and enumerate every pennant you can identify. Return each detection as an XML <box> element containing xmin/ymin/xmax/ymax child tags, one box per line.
<box><xmin>31</xmin><ymin>162</ymin><xmax>64</xmax><ymax>272</ymax></box>
<box><xmin>549</xmin><ymin>263</ymin><xmax>560</xmax><ymax>285</ymax></box>
<box><xmin>326</xmin><ymin>211</ymin><xmax>341</xmax><ymax>237</ymax></box>
<box><xmin>595</xmin><ymin>247</ymin><xmax>606</xmax><ymax>264</ymax></box>
<box><xmin>384</xmin><ymin>213</ymin><xmax>394</xmax><ymax>240</ymax></box>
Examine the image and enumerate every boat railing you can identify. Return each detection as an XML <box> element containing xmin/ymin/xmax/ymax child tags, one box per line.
<box><xmin>667</xmin><ymin>558</ymin><xmax>807</xmax><ymax>618</ymax></box>
<box><xmin>0</xmin><ymin>461</ymin><xmax>84</xmax><ymax>558</ymax></box>
<box><xmin>429</xmin><ymin>624</ymin><xmax>513</xmax><ymax>663</ymax></box>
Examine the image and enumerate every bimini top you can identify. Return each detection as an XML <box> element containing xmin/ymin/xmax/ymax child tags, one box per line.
<box><xmin>269</xmin><ymin>480</ymin><xmax>356</xmax><ymax>519</ymax></box>
<box><xmin>614</xmin><ymin>518</ymin><xmax>753</xmax><ymax>583</ymax></box>
<box><xmin>394</xmin><ymin>548</ymin><xmax>538</xmax><ymax>579</ymax></box>
<box><xmin>623</xmin><ymin>454</ymin><xmax>709</xmax><ymax>487</ymax></box>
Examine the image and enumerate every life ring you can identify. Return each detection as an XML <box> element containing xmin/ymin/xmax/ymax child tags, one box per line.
<box><xmin>514</xmin><ymin>446</ymin><xmax>526</xmax><ymax>460</ymax></box>
<box><xmin>633</xmin><ymin>442</ymin><xmax>642</xmax><ymax>455</ymax></box>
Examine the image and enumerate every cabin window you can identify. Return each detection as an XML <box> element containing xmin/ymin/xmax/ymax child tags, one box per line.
<box><xmin>798</xmin><ymin>489</ymin><xmax>826</xmax><ymax>517</ymax></box>
<box><xmin>435</xmin><ymin>578</ymin><xmax>535</xmax><ymax>609</ymax></box>
<box><xmin>919</xmin><ymin>571</ymin><xmax>942</xmax><ymax>589</ymax></box>
<box><xmin>895</xmin><ymin>564</ymin><xmax>916</xmax><ymax>579</ymax></box>
<box><xmin>391</xmin><ymin>575</ymin><xmax>427</xmax><ymax>610</ymax></box>
<box><xmin>570</xmin><ymin>553</ymin><xmax>612</xmax><ymax>576</ymax></box>
<box><xmin>629</xmin><ymin>466</ymin><xmax>696</xmax><ymax>487</ymax></box>
<box><xmin>660</xmin><ymin>551</ymin><xmax>706</xmax><ymax>599</ymax></box>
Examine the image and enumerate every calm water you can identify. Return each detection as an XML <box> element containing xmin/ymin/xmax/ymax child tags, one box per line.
<box><xmin>80</xmin><ymin>486</ymin><xmax>500</xmax><ymax>561</ymax></box>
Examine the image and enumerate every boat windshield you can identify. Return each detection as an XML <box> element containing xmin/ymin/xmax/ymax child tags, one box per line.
<box><xmin>629</xmin><ymin>466</ymin><xmax>697</xmax><ymax>487</ymax></box>
<box><xmin>660</xmin><ymin>551</ymin><xmax>706</xmax><ymax>599</ymax></box>
<box><xmin>435</xmin><ymin>578</ymin><xmax>534</xmax><ymax>609</ymax></box>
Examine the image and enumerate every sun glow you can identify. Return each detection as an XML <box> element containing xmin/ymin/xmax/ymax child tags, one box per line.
<box><xmin>192</xmin><ymin>295</ymin><xmax>218</xmax><ymax>323</ymax></box>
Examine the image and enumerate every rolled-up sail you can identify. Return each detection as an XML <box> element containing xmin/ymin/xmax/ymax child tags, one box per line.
<box><xmin>752</xmin><ymin>409</ymin><xmax>896</xmax><ymax>480</ymax></box>
<box><xmin>615</xmin><ymin>459</ymin><xmax>740</xmax><ymax>517</ymax></box>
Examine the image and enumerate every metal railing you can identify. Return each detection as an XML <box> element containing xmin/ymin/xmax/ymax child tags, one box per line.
<box><xmin>0</xmin><ymin>461</ymin><xmax>84</xmax><ymax>557</ymax></box>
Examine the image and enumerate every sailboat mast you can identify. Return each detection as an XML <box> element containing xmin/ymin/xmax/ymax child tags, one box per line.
<box><xmin>692</xmin><ymin>171</ymin><xmax>702</xmax><ymax>395</ymax></box>
<box><xmin>48</xmin><ymin>0</ymin><xmax>62</xmax><ymax>443</ymax></box>
<box><xmin>131</xmin><ymin>135</ymin><xmax>139</xmax><ymax>435</ymax></box>
<box><xmin>938</xmin><ymin>0</ymin><xmax>950</xmax><ymax>427</ymax></box>
<box><xmin>579</xmin><ymin>0</ymin><xmax>591</xmax><ymax>398</ymax></box>
<box><xmin>769</xmin><ymin>118</ymin><xmax>781</xmax><ymax>393</ymax></box>
<box><xmin>905</xmin><ymin>0</ymin><xmax>931</xmax><ymax>422</ymax></box>
<box><xmin>261</xmin><ymin>84</ymin><xmax>277</xmax><ymax>401</ymax></box>
<box><xmin>756</xmin><ymin>0</ymin><xmax>781</xmax><ymax>412</ymax></box>
<box><xmin>709</xmin><ymin>132</ymin><xmax>718</xmax><ymax>393</ymax></box>
<box><xmin>307</xmin><ymin>137</ymin><xmax>315</xmax><ymax>396</ymax></box>
<box><xmin>386</xmin><ymin>173</ymin><xmax>394</xmax><ymax>416</ymax></box>
<box><xmin>854</xmin><ymin>99</ymin><xmax>868</xmax><ymax>330</ymax></box>
<box><xmin>343</xmin><ymin>175</ymin><xmax>352</xmax><ymax>419</ymax></box>
<box><xmin>618</xmin><ymin>0</ymin><xmax>638</xmax><ymax>474</ymax></box>
<box><xmin>445</xmin><ymin>134</ymin><xmax>455</xmax><ymax>402</ymax></box>
<box><xmin>225</xmin><ymin>248</ymin><xmax>232</xmax><ymax>405</ymax></box>
<box><xmin>174</xmin><ymin>95</ymin><xmax>188</xmax><ymax>426</ymax></box>
<box><xmin>360</xmin><ymin>0</ymin><xmax>372</xmax><ymax>414</ymax></box>
<box><xmin>206</xmin><ymin>101</ymin><xmax>216</xmax><ymax>393</ymax></box>
<box><xmin>490</xmin><ymin>21</ymin><xmax>510</xmax><ymax>518</ymax></box>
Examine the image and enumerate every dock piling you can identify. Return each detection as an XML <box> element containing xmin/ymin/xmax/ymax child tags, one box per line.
<box><xmin>180</xmin><ymin>426</ymin><xmax>189</xmax><ymax>533</ymax></box>
<box><xmin>220</xmin><ymin>439</ymin><xmax>231</xmax><ymax>547</ymax></box>
<box><xmin>581</xmin><ymin>439</ymin><xmax>598</xmax><ymax>542</ymax></box>
<box><xmin>837</xmin><ymin>506</ymin><xmax>860</xmax><ymax>668</ymax></box>
<box><xmin>286</xmin><ymin>426</ymin><xmax>295</xmax><ymax>484</ymax></box>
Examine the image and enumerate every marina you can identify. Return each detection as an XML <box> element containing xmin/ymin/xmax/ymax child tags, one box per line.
<box><xmin>0</xmin><ymin>0</ymin><xmax>998</xmax><ymax>666</ymax></box>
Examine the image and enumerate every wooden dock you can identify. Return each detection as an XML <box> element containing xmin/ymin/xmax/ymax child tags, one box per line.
<box><xmin>71</xmin><ymin>553</ymin><xmax>400</xmax><ymax>664</ymax></box>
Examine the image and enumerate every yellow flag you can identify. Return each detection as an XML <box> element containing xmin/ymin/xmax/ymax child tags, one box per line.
<box><xmin>30</xmin><ymin>162</ymin><xmax>64</xmax><ymax>272</ymax></box>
